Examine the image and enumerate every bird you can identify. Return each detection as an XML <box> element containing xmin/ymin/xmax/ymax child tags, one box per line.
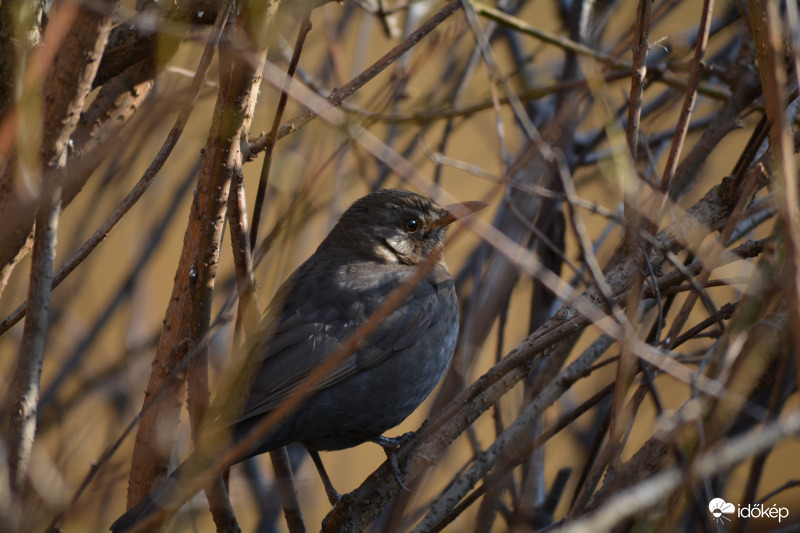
<box><xmin>110</xmin><ymin>188</ymin><xmax>486</xmax><ymax>532</ymax></box>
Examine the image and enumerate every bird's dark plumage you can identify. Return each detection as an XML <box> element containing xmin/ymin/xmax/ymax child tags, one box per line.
<box><xmin>110</xmin><ymin>189</ymin><xmax>486</xmax><ymax>532</ymax></box>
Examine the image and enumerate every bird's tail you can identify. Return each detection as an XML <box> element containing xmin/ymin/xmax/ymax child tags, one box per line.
<box><xmin>109</xmin><ymin>452</ymin><xmax>215</xmax><ymax>532</ymax></box>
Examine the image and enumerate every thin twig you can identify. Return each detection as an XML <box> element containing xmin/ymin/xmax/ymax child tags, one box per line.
<box><xmin>8</xmin><ymin>182</ymin><xmax>61</xmax><ymax>503</ymax></box>
<box><xmin>626</xmin><ymin>0</ymin><xmax>652</xmax><ymax>161</ymax></box>
<box><xmin>249</xmin><ymin>11</ymin><xmax>313</xmax><ymax>254</ymax></box>
<box><xmin>658</xmin><ymin>0</ymin><xmax>714</xmax><ymax>193</ymax></box>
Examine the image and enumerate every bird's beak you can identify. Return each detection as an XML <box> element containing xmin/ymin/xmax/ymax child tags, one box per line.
<box><xmin>433</xmin><ymin>200</ymin><xmax>488</xmax><ymax>229</ymax></box>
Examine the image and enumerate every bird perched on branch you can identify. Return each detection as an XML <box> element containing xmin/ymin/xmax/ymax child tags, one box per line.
<box><xmin>111</xmin><ymin>188</ymin><xmax>486</xmax><ymax>532</ymax></box>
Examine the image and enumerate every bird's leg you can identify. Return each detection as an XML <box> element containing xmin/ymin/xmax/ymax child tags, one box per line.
<box><xmin>307</xmin><ymin>450</ymin><xmax>341</xmax><ymax>506</ymax></box>
<box><xmin>372</xmin><ymin>433</ymin><xmax>415</xmax><ymax>492</ymax></box>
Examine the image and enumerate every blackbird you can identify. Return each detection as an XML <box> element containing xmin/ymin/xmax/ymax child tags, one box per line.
<box><xmin>111</xmin><ymin>188</ymin><xmax>486</xmax><ymax>531</ymax></box>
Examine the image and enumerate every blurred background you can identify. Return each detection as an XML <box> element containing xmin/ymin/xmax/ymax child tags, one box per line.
<box><xmin>1</xmin><ymin>0</ymin><xmax>799</xmax><ymax>531</ymax></box>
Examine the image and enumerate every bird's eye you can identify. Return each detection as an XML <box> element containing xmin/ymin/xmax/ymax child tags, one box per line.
<box><xmin>402</xmin><ymin>218</ymin><xmax>420</xmax><ymax>233</ymax></box>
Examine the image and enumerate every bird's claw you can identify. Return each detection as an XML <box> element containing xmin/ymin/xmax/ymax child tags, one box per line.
<box><xmin>387</xmin><ymin>450</ymin><xmax>412</xmax><ymax>492</ymax></box>
<box><xmin>373</xmin><ymin>433</ymin><xmax>414</xmax><ymax>492</ymax></box>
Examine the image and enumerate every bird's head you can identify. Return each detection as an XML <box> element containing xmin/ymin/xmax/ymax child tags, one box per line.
<box><xmin>324</xmin><ymin>189</ymin><xmax>486</xmax><ymax>266</ymax></box>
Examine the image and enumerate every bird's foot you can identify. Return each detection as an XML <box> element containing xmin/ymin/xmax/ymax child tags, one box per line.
<box><xmin>373</xmin><ymin>432</ymin><xmax>415</xmax><ymax>449</ymax></box>
<box><xmin>324</xmin><ymin>486</ymin><xmax>342</xmax><ymax>506</ymax></box>
<box><xmin>372</xmin><ymin>433</ymin><xmax>414</xmax><ymax>492</ymax></box>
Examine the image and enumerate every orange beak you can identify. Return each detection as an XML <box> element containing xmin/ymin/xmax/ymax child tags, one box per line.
<box><xmin>433</xmin><ymin>201</ymin><xmax>488</xmax><ymax>229</ymax></box>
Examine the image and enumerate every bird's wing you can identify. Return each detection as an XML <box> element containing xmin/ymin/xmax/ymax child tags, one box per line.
<box><xmin>224</xmin><ymin>266</ymin><xmax>445</xmax><ymax>427</ymax></box>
